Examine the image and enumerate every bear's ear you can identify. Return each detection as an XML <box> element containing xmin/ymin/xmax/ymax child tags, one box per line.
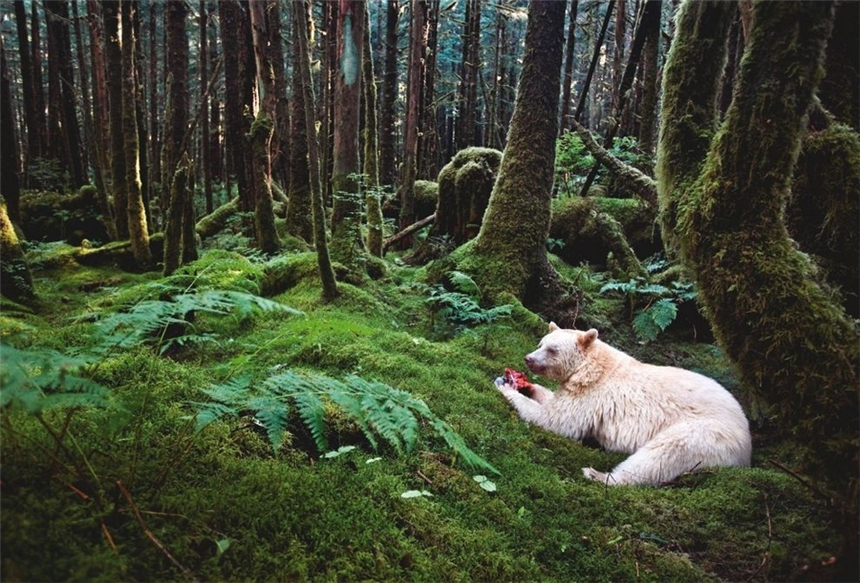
<box><xmin>580</xmin><ymin>328</ymin><xmax>598</xmax><ymax>348</ymax></box>
<box><xmin>548</xmin><ymin>321</ymin><xmax>560</xmax><ymax>332</ymax></box>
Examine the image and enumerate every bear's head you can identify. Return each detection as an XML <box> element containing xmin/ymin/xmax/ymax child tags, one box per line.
<box><xmin>524</xmin><ymin>322</ymin><xmax>599</xmax><ymax>381</ymax></box>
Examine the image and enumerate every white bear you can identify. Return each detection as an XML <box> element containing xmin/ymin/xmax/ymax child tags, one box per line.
<box><xmin>495</xmin><ymin>322</ymin><xmax>752</xmax><ymax>485</ymax></box>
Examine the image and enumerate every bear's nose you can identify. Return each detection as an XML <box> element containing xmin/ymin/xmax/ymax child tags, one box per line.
<box><xmin>524</xmin><ymin>354</ymin><xmax>534</xmax><ymax>367</ymax></box>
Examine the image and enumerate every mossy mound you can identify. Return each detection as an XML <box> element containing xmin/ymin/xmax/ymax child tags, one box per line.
<box><xmin>0</xmin><ymin>248</ymin><xmax>845</xmax><ymax>582</ymax></box>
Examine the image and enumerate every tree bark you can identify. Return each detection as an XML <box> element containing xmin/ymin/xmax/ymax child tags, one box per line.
<box><xmin>466</xmin><ymin>0</ymin><xmax>567</xmax><ymax>305</ymax></box>
<box><xmin>104</xmin><ymin>0</ymin><xmax>128</xmax><ymax>238</ymax></box>
<box><xmin>286</xmin><ymin>1</ymin><xmax>315</xmax><ymax>243</ymax></box>
<box><xmin>0</xmin><ymin>202</ymin><xmax>35</xmax><ymax>303</ymax></box>
<box><xmin>295</xmin><ymin>0</ymin><xmax>339</xmax><ymax>300</ymax></box>
<box><xmin>14</xmin><ymin>0</ymin><xmax>41</xmax><ymax>164</ymax></box>
<box><xmin>1</xmin><ymin>39</ymin><xmax>21</xmax><ymax>223</ymax></box>
<box><xmin>558</xmin><ymin>0</ymin><xmax>579</xmax><ymax>135</ymax></box>
<box><xmin>249</xmin><ymin>0</ymin><xmax>282</xmax><ymax>254</ymax></box>
<box><xmin>378</xmin><ymin>0</ymin><xmax>400</xmax><ymax>188</ymax></box>
<box><xmin>396</xmin><ymin>0</ymin><xmax>428</xmax><ymax>248</ymax></box>
<box><xmin>658</xmin><ymin>0</ymin><xmax>858</xmax><ymax>552</ymax></box>
<box><xmin>362</xmin><ymin>3</ymin><xmax>384</xmax><ymax>258</ymax></box>
<box><xmin>122</xmin><ymin>0</ymin><xmax>151</xmax><ymax>269</ymax></box>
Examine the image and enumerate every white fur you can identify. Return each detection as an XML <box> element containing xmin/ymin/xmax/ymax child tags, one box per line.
<box><xmin>496</xmin><ymin>323</ymin><xmax>751</xmax><ymax>486</ymax></box>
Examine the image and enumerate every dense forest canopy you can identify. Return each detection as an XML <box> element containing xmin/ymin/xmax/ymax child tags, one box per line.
<box><xmin>1</xmin><ymin>0</ymin><xmax>858</xmax><ymax>581</ymax></box>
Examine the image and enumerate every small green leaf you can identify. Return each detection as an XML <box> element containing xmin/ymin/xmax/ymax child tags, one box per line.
<box><xmin>214</xmin><ymin>538</ymin><xmax>231</xmax><ymax>557</ymax></box>
<box><xmin>473</xmin><ymin>475</ymin><xmax>497</xmax><ymax>492</ymax></box>
<box><xmin>401</xmin><ymin>490</ymin><xmax>433</xmax><ymax>499</ymax></box>
<box><xmin>323</xmin><ymin>445</ymin><xmax>357</xmax><ymax>459</ymax></box>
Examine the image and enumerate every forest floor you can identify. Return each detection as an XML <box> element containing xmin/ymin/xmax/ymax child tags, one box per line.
<box><xmin>0</xmin><ymin>240</ymin><xmax>844</xmax><ymax>582</ymax></box>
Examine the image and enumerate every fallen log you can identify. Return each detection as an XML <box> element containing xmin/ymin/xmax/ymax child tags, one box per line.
<box><xmin>382</xmin><ymin>213</ymin><xmax>435</xmax><ymax>254</ymax></box>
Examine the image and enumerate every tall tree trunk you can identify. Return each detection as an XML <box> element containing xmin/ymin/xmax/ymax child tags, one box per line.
<box><xmin>574</xmin><ymin>0</ymin><xmax>614</xmax><ymax>123</ymax></box>
<box><xmin>294</xmin><ymin>0</ymin><xmax>339</xmax><ymax>301</ymax></box>
<box><xmin>330</xmin><ymin>0</ymin><xmax>367</xmax><ymax>267</ymax></box>
<box><xmin>636</xmin><ymin>0</ymin><xmax>661</xmax><ymax>157</ymax></box>
<box><xmin>219</xmin><ymin>0</ymin><xmax>254</xmax><ymax>212</ymax></box>
<box><xmin>396</xmin><ymin>0</ymin><xmax>427</xmax><ymax>249</ymax></box>
<box><xmin>46</xmin><ymin>1</ymin><xmax>85</xmax><ymax>187</ymax></box>
<box><xmin>418</xmin><ymin>0</ymin><xmax>440</xmax><ymax>179</ymax></box>
<box><xmin>122</xmin><ymin>0</ymin><xmax>151</xmax><ymax>268</ymax></box>
<box><xmin>378</xmin><ymin>0</ymin><xmax>399</xmax><ymax>188</ymax></box>
<box><xmin>199</xmin><ymin>1</ymin><xmax>212</xmax><ymax>215</ymax></box>
<box><xmin>558</xmin><ymin>0</ymin><xmax>579</xmax><ymax>135</ymax></box>
<box><xmin>362</xmin><ymin>3</ymin><xmax>383</xmax><ymax>257</ymax></box>
<box><xmin>248</xmin><ymin>0</ymin><xmax>281</xmax><ymax>254</ymax></box>
<box><xmin>147</xmin><ymin>1</ymin><xmax>161</xmax><ymax>218</ymax></box>
<box><xmin>611</xmin><ymin>0</ymin><xmax>626</xmax><ymax>119</ymax></box>
<box><xmin>287</xmin><ymin>0</ymin><xmax>314</xmax><ymax>243</ymax></box>
<box><xmin>268</xmin><ymin>0</ymin><xmax>291</xmax><ymax>193</ymax></box>
<box><xmin>456</xmin><ymin>0</ymin><xmax>481</xmax><ymax>151</ymax></box>
<box><xmin>30</xmin><ymin>2</ymin><xmax>48</xmax><ymax>166</ymax></box>
<box><xmin>162</xmin><ymin>0</ymin><xmax>189</xmax><ymax>215</ymax></box>
<box><xmin>86</xmin><ymin>0</ymin><xmax>116</xmax><ymax>239</ymax></box>
<box><xmin>0</xmin><ymin>40</ymin><xmax>21</xmax><ymax>223</ymax></box>
<box><xmin>14</xmin><ymin>0</ymin><xmax>41</xmax><ymax>166</ymax></box>
<box><xmin>467</xmin><ymin>0</ymin><xmax>566</xmax><ymax>305</ymax></box>
<box><xmin>71</xmin><ymin>1</ymin><xmax>94</xmax><ymax>190</ymax></box>
<box><xmin>0</xmin><ymin>202</ymin><xmax>34</xmax><ymax>303</ymax></box>
<box><xmin>104</xmin><ymin>0</ymin><xmax>129</xmax><ymax>238</ymax></box>
<box><xmin>321</xmin><ymin>1</ymin><xmax>338</xmax><ymax>204</ymax></box>
<box><xmin>658</xmin><ymin>2</ymin><xmax>858</xmax><ymax>568</ymax></box>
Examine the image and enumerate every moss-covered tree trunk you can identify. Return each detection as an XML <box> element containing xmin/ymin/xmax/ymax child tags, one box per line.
<box><xmin>249</xmin><ymin>0</ymin><xmax>281</xmax><ymax>255</ymax></box>
<box><xmin>330</xmin><ymin>0</ymin><xmax>367</xmax><ymax>267</ymax></box>
<box><xmin>295</xmin><ymin>0</ymin><xmax>339</xmax><ymax>301</ymax></box>
<box><xmin>163</xmin><ymin>157</ymin><xmax>189</xmax><ymax>277</ymax></box>
<box><xmin>362</xmin><ymin>4</ymin><xmax>384</xmax><ymax>258</ymax></box>
<box><xmin>658</xmin><ymin>1</ymin><xmax>859</xmax><ymax>559</ymax></box>
<box><xmin>0</xmin><ymin>202</ymin><xmax>35</xmax><ymax>303</ymax></box>
<box><xmin>462</xmin><ymin>0</ymin><xmax>566</xmax><ymax>304</ymax></box>
<box><xmin>104</xmin><ymin>1</ymin><xmax>128</xmax><ymax>239</ymax></box>
<box><xmin>122</xmin><ymin>0</ymin><xmax>151</xmax><ymax>269</ymax></box>
<box><xmin>287</xmin><ymin>0</ymin><xmax>315</xmax><ymax>244</ymax></box>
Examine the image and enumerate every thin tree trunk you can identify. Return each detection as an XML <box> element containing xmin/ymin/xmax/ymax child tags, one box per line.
<box><xmin>559</xmin><ymin>0</ymin><xmax>579</xmax><ymax>135</ymax></box>
<box><xmin>287</xmin><ymin>0</ymin><xmax>314</xmax><ymax>243</ymax></box>
<box><xmin>330</xmin><ymin>0</ymin><xmax>367</xmax><ymax>266</ymax></box>
<box><xmin>30</xmin><ymin>2</ymin><xmax>48</xmax><ymax>164</ymax></box>
<box><xmin>122</xmin><ymin>0</ymin><xmax>151</xmax><ymax>268</ymax></box>
<box><xmin>456</xmin><ymin>0</ymin><xmax>481</xmax><ymax>151</ymax></box>
<box><xmin>636</xmin><ymin>0</ymin><xmax>661</xmax><ymax>156</ymax></box>
<box><xmin>396</xmin><ymin>0</ymin><xmax>427</xmax><ymax>248</ymax></box>
<box><xmin>104</xmin><ymin>0</ymin><xmax>129</xmax><ymax>238</ymax></box>
<box><xmin>0</xmin><ymin>40</ymin><xmax>21</xmax><ymax>223</ymax></box>
<box><xmin>574</xmin><ymin>0</ymin><xmax>614</xmax><ymax>123</ymax></box>
<box><xmin>14</xmin><ymin>0</ymin><xmax>40</xmax><ymax>165</ymax></box>
<box><xmin>200</xmin><ymin>1</ymin><xmax>212</xmax><ymax>215</ymax></box>
<box><xmin>249</xmin><ymin>0</ymin><xmax>281</xmax><ymax>254</ymax></box>
<box><xmin>294</xmin><ymin>0</ymin><xmax>339</xmax><ymax>300</ymax></box>
<box><xmin>418</xmin><ymin>0</ymin><xmax>440</xmax><ymax>179</ymax></box>
<box><xmin>362</xmin><ymin>3</ymin><xmax>383</xmax><ymax>257</ymax></box>
<box><xmin>378</xmin><ymin>0</ymin><xmax>399</xmax><ymax>188</ymax></box>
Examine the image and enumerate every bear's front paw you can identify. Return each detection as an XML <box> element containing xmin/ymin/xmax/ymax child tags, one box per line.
<box><xmin>494</xmin><ymin>377</ymin><xmax>516</xmax><ymax>393</ymax></box>
<box><xmin>582</xmin><ymin>467</ymin><xmax>613</xmax><ymax>484</ymax></box>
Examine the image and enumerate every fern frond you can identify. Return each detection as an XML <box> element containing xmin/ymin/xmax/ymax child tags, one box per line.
<box><xmin>447</xmin><ymin>270</ymin><xmax>482</xmax><ymax>300</ymax></box>
<box><xmin>290</xmin><ymin>392</ymin><xmax>328</xmax><ymax>453</ymax></box>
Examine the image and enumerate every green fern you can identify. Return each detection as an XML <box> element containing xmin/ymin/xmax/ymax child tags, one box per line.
<box><xmin>0</xmin><ymin>343</ymin><xmax>115</xmax><ymax>414</ymax></box>
<box><xmin>85</xmin><ymin>282</ymin><xmax>303</xmax><ymax>355</ymax></box>
<box><xmin>193</xmin><ymin>369</ymin><xmax>500</xmax><ymax>475</ymax></box>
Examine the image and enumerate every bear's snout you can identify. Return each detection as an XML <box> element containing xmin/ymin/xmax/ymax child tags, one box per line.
<box><xmin>524</xmin><ymin>353</ymin><xmax>542</xmax><ymax>374</ymax></box>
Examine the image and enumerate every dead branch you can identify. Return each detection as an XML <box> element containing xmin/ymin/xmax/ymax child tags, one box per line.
<box><xmin>382</xmin><ymin>213</ymin><xmax>435</xmax><ymax>254</ymax></box>
<box><xmin>116</xmin><ymin>480</ymin><xmax>198</xmax><ymax>581</ymax></box>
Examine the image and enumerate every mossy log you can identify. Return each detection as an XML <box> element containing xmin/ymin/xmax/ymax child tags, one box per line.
<box><xmin>73</xmin><ymin>233</ymin><xmax>164</xmax><ymax>272</ymax></box>
<box><xmin>195</xmin><ymin>196</ymin><xmax>239</xmax><ymax>239</ymax></box>
<box><xmin>549</xmin><ymin>196</ymin><xmax>658</xmax><ymax>272</ymax></box>
<box><xmin>19</xmin><ymin>186</ymin><xmax>111</xmax><ymax>245</ymax></box>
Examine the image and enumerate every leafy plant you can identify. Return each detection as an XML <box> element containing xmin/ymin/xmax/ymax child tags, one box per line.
<box><xmin>193</xmin><ymin>368</ymin><xmax>500</xmax><ymax>475</ymax></box>
<box><xmin>0</xmin><ymin>344</ymin><xmax>114</xmax><ymax>414</ymax></box>
<box><xmin>599</xmin><ymin>272</ymin><xmax>697</xmax><ymax>342</ymax></box>
<box><xmin>82</xmin><ymin>277</ymin><xmax>302</xmax><ymax>356</ymax></box>
<box><xmin>425</xmin><ymin>271</ymin><xmax>512</xmax><ymax>346</ymax></box>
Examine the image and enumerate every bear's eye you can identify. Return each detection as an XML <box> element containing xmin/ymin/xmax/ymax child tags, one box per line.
<box><xmin>545</xmin><ymin>347</ymin><xmax>557</xmax><ymax>355</ymax></box>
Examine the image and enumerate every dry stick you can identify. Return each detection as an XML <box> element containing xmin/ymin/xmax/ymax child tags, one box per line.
<box><xmin>745</xmin><ymin>494</ymin><xmax>773</xmax><ymax>582</ymax></box>
<box><xmin>382</xmin><ymin>213</ymin><xmax>436</xmax><ymax>254</ymax></box>
<box><xmin>416</xmin><ymin>470</ymin><xmax>433</xmax><ymax>486</ymax></box>
<box><xmin>116</xmin><ymin>480</ymin><xmax>198</xmax><ymax>582</ymax></box>
<box><xmin>101</xmin><ymin>519</ymin><xmax>120</xmax><ymax>557</ymax></box>
<box><xmin>766</xmin><ymin>459</ymin><xmax>832</xmax><ymax>502</ymax></box>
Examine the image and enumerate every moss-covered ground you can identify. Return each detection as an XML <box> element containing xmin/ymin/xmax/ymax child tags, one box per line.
<box><xmin>0</xmin><ymin>244</ymin><xmax>843</xmax><ymax>582</ymax></box>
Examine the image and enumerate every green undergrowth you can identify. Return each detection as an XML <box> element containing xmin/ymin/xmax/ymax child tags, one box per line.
<box><xmin>0</xmin><ymin>248</ymin><xmax>842</xmax><ymax>582</ymax></box>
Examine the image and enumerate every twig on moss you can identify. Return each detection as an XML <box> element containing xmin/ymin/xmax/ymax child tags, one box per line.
<box><xmin>117</xmin><ymin>480</ymin><xmax>198</xmax><ymax>582</ymax></box>
<box><xmin>766</xmin><ymin>459</ymin><xmax>831</xmax><ymax>503</ymax></box>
